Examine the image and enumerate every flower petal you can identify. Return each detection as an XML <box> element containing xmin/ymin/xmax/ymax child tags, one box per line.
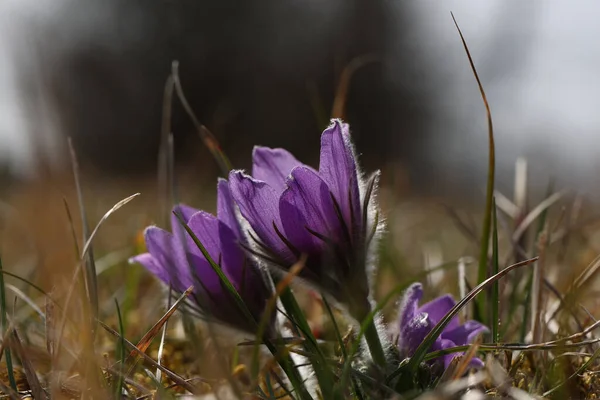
<box><xmin>143</xmin><ymin>226</ymin><xmax>193</xmax><ymax>291</ymax></box>
<box><xmin>279</xmin><ymin>166</ymin><xmax>346</xmax><ymax>255</ymax></box>
<box><xmin>442</xmin><ymin>320</ymin><xmax>489</xmax><ymax>346</ymax></box>
<box><xmin>418</xmin><ymin>294</ymin><xmax>460</xmax><ymax>330</ymax></box>
<box><xmin>129</xmin><ymin>253</ymin><xmax>172</xmax><ymax>286</ymax></box>
<box><xmin>186</xmin><ymin>210</ymin><xmax>238</xmax><ymax>292</ymax></box>
<box><xmin>229</xmin><ymin>170</ymin><xmax>294</xmax><ymax>263</ymax></box>
<box><xmin>434</xmin><ymin>337</ymin><xmax>484</xmax><ymax>370</ymax></box>
<box><xmin>216</xmin><ymin>178</ymin><xmax>241</xmax><ymax>238</ymax></box>
<box><xmin>398</xmin><ymin>283</ymin><xmax>423</xmax><ymax>330</ymax></box>
<box><xmin>252</xmin><ymin>146</ymin><xmax>304</xmax><ymax>194</ymax></box>
<box><xmin>400</xmin><ymin>312</ymin><xmax>438</xmax><ymax>355</ymax></box>
<box><xmin>184</xmin><ymin>208</ymin><xmax>272</xmax><ymax>331</ymax></box>
<box><xmin>432</xmin><ymin>338</ymin><xmax>460</xmax><ymax>369</ymax></box>
<box><xmin>171</xmin><ymin>203</ymin><xmax>200</xmax><ymax>243</ymax></box>
<box><xmin>318</xmin><ymin>120</ymin><xmax>361</xmax><ymax>238</ymax></box>
<box><xmin>172</xmin><ymin>204</ymin><xmax>199</xmax><ymax>225</ymax></box>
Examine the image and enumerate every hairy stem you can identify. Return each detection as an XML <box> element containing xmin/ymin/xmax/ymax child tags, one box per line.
<box><xmin>363</xmin><ymin>318</ymin><xmax>387</xmax><ymax>368</ymax></box>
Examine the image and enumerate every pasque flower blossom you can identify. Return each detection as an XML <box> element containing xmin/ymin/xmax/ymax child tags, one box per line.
<box><xmin>397</xmin><ymin>283</ymin><xmax>488</xmax><ymax>368</ymax></box>
<box><xmin>228</xmin><ymin>119</ymin><xmax>380</xmax><ymax>320</ymax></box>
<box><xmin>130</xmin><ymin>180</ymin><xmax>272</xmax><ymax>333</ymax></box>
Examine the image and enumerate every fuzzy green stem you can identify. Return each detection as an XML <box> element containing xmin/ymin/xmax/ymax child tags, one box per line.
<box><xmin>363</xmin><ymin>318</ymin><xmax>387</xmax><ymax>368</ymax></box>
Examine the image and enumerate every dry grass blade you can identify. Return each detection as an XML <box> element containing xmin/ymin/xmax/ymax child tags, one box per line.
<box><xmin>105</xmin><ymin>366</ymin><xmax>153</xmax><ymax>397</ymax></box>
<box><xmin>126</xmin><ymin>286</ymin><xmax>194</xmax><ymax>373</ymax></box>
<box><xmin>171</xmin><ymin>61</ymin><xmax>232</xmax><ymax>175</ymax></box>
<box><xmin>514</xmin><ymin>157</ymin><xmax>528</xmax><ymax>212</ymax></box>
<box><xmin>155</xmin><ymin>287</ymin><xmax>172</xmax><ymax>383</ymax></box>
<box><xmin>330</xmin><ymin>54</ymin><xmax>378</xmax><ymax>119</ymax></box>
<box><xmin>450</xmin><ymin>334</ymin><xmax>483</xmax><ymax>380</ymax></box>
<box><xmin>512</xmin><ymin>192</ymin><xmax>563</xmax><ymax>243</ymax></box>
<box><xmin>6</xmin><ymin>284</ymin><xmax>44</xmax><ymax>321</ymax></box>
<box><xmin>531</xmin><ymin>228</ymin><xmax>549</xmax><ymax>348</ymax></box>
<box><xmin>0</xmin><ymin>378</ymin><xmax>20</xmax><ymax>400</ymax></box>
<box><xmin>494</xmin><ymin>190</ymin><xmax>520</xmax><ymax>220</ymax></box>
<box><xmin>10</xmin><ymin>326</ymin><xmax>47</xmax><ymax>399</ymax></box>
<box><xmin>99</xmin><ymin>321</ymin><xmax>198</xmax><ymax>394</ymax></box>
<box><xmin>573</xmin><ymin>254</ymin><xmax>600</xmax><ymax>292</ymax></box>
<box><xmin>252</xmin><ymin>256</ymin><xmax>306</xmax><ymax>378</ymax></box>
<box><xmin>443</xmin><ymin>204</ymin><xmax>479</xmax><ymax>244</ymax></box>
<box><xmin>45</xmin><ymin>296</ymin><xmax>55</xmax><ymax>359</ymax></box>
<box><xmin>80</xmin><ymin>193</ymin><xmax>140</xmax><ymax>260</ymax></box>
<box><xmin>53</xmin><ymin>259</ymin><xmax>86</xmax><ymax>367</ymax></box>
<box><xmin>67</xmin><ymin>138</ymin><xmax>98</xmax><ymax>327</ymax></box>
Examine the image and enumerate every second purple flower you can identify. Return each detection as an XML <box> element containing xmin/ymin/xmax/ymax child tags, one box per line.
<box><xmin>397</xmin><ymin>283</ymin><xmax>489</xmax><ymax>369</ymax></box>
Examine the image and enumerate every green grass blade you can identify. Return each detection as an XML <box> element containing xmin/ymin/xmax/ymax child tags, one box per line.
<box><xmin>543</xmin><ymin>345</ymin><xmax>600</xmax><ymax>397</ymax></box>
<box><xmin>0</xmin><ymin>258</ymin><xmax>17</xmax><ymax>391</ymax></box>
<box><xmin>251</xmin><ymin>261</ymin><xmax>336</xmax><ymax>399</ymax></box>
<box><xmin>322</xmin><ymin>296</ymin><xmax>364</xmax><ymax>400</ymax></box>
<box><xmin>451</xmin><ymin>13</ymin><xmax>495</xmax><ymax>326</ymax></box>
<box><xmin>277</xmin><ymin>286</ymin><xmax>337</xmax><ymax>399</ymax></box>
<box><xmin>114</xmin><ymin>299</ymin><xmax>125</xmax><ymax>399</ymax></box>
<box><xmin>491</xmin><ymin>197</ymin><xmax>500</xmax><ymax>343</ymax></box>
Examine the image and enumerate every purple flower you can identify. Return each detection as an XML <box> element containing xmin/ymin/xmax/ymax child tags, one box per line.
<box><xmin>130</xmin><ymin>179</ymin><xmax>273</xmax><ymax>333</ymax></box>
<box><xmin>397</xmin><ymin>283</ymin><xmax>488</xmax><ymax>369</ymax></box>
<box><xmin>228</xmin><ymin>120</ymin><xmax>380</xmax><ymax>319</ymax></box>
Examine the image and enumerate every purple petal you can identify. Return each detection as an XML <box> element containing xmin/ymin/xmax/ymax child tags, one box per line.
<box><xmin>186</xmin><ymin>211</ymin><xmax>238</xmax><ymax>292</ymax></box>
<box><xmin>229</xmin><ymin>170</ymin><xmax>294</xmax><ymax>263</ymax></box>
<box><xmin>129</xmin><ymin>253</ymin><xmax>172</xmax><ymax>285</ymax></box>
<box><xmin>433</xmin><ymin>338</ymin><xmax>484</xmax><ymax>370</ymax></box>
<box><xmin>171</xmin><ymin>204</ymin><xmax>200</xmax><ymax>243</ymax></box>
<box><xmin>419</xmin><ymin>294</ymin><xmax>460</xmax><ymax>330</ymax></box>
<box><xmin>171</xmin><ymin>204</ymin><xmax>200</xmax><ymax>227</ymax></box>
<box><xmin>143</xmin><ymin>226</ymin><xmax>193</xmax><ymax>291</ymax></box>
<box><xmin>432</xmin><ymin>338</ymin><xmax>460</xmax><ymax>369</ymax></box>
<box><xmin>216</xmin><ymin>178</ymin><xmax>241</xmax><ymax>238</ymax></box>
<box><xmin>468</xmin><ymin>357</ymin><xmax>485</xmax><ymax>369</ymax></box>
<box><xmin>400</xmin><ymin>312</ymin><xmax>437</xmax><ymax>355</ymax></box>
<box><xmin>252</xmin><ymin>146</ymin><xmax>304</xmax><ymax>194</ymax></box>
<box><xmin>442</xmin><ymin>320</ymin><xmax>489</xmax><ymax>346</ymax></box>
<box><xmin>318</xmin><ymin>120</ymin><xmax>361</xmax><ymax>238</ymax></box>
<box><xmin>398</xmin><ymin>283</ymin><xmax>423</xmax><ymax>330</ymax></box>
<box><xmin>279</xmin><ymin>166</ymin><xmax>346</xmax><ymax>255</ymax></box>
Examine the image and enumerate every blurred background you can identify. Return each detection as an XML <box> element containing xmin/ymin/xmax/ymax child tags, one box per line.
<box><xmin>3</xmin><ymin>0</ymin><xmax>600</xmax><ymax>196</ymax></box>
<box><xmin>1</xmin><ymin>0</ymin><xmax>600</xmax><ymax>292</ymax></box>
